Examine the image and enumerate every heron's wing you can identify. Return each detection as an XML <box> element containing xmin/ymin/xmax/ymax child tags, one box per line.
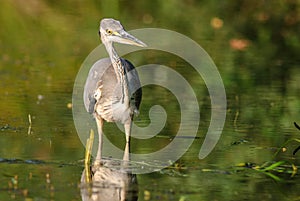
<box><xmin>83</xmin><ymin>58</ymin><xmax>142</xmax><ymax>118</ymax></box>
<box><xmin>83</xmin><ymin>58</ymin><xmax>113</xmax><ymax>113</ymax></box>
<box><xmin>122</xmin><ymin>58</ymin><xmax>142</xmax><ymax>111</ymax></box>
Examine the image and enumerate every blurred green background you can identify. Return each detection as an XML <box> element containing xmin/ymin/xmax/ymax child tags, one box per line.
<box><xmin>0</xmin><ymin>0</ymin><xmax>300</xmax><ymax>200</ymax></box>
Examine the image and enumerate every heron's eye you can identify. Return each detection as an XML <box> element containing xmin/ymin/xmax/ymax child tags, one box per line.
<box><xmin>106</xmin><ymin>29</ymin><xmax>113</xmax><ymax>35</ymax></box>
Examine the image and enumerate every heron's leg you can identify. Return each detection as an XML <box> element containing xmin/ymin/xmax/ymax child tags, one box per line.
<box><xmin>123</xmin><ymin>141</ymin><xmax>130</xmax><ymax>160</ymax></box>
<box><xmin>95</xmin><ymin>117</ymin><xmax>104</xmax><ymax>164</ymax></box>
<box><xmin>123</xmin><ymin>141</ymin><xmax>130</xmax><ymax>165</ymax></box>
<box><xmin>124</xmin><ymin>119</ymin><xmax>132</xmax><ymax>144</ymax></box>
<box><xmin>123</xmin><ymin>120</ymin><xmax>132</xmax><ymax>165</ymax></box>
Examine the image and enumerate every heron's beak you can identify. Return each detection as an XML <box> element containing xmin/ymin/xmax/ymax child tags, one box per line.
<box><xmin>115</xmin><ymin>30</ymin><xmax>147</xmax><ymax>47</ymax></box>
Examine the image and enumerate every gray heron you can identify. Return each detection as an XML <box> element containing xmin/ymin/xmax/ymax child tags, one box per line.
<box><xmin>83</xmin><ymin>18</ymin><xmax>146</xmax><ymax>162</ymax></box>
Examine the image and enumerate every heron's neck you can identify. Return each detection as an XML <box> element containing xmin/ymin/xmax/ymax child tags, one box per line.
<box><xmin>109</xmin><ymin>46</ymin><xmax>122</xmax><ymax>80</ymax></box>
<box><xmin>106</xmin><ymin>43</ymin><xmax>129</xmax><ymax>102</ymax></box>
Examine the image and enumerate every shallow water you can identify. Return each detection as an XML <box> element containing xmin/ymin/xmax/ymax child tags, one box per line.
<box><xmin>1</xmin><ymin>1</ymin><xmax>300</xmax><ymax>201</ymax></box>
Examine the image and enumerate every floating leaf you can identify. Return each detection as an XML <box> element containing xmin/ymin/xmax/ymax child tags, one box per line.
<box><xmin>262</xmin><ymin>171</ymin><xmax>281</xmax><ymax>182</ymax></box>
<box><xmin>261</xmin><ymin>161</ymin><xmax>286</xmax><ymax>171</ymax></box>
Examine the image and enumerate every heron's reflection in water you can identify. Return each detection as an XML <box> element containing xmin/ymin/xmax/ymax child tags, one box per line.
<box><xmin>80</xmin><ymin>143</ymin><xmax>138</xmax><ymax>201</ymax></box>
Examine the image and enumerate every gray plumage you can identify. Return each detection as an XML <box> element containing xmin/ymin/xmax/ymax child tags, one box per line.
<box><xmin>84</xmin><ymin>58</ymin><xmax>142</xmax><ymax>123</ymax></box>
<box><xmin>83</xmin><ymin>18</ymin><xmax>146</xmax><ymax>161</ymax></box>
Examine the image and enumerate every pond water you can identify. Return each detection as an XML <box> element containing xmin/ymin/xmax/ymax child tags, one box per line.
<box><xmin>1</xmin><ymin>1</ymin><xmax>300</xmax><ymax>201</ymax></box>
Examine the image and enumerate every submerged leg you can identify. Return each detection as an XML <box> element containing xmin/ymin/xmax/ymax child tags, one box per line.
<box><xmin>95</xmin><ymin>117</ymin><xmax>104</xmax><ymax>164</ymax></box>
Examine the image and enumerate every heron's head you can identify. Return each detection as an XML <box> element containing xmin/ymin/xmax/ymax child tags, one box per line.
<box><xmin>99</xmin><ymin>18</ymin><xmax>147</xmax><ymax>47</ymax></box>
